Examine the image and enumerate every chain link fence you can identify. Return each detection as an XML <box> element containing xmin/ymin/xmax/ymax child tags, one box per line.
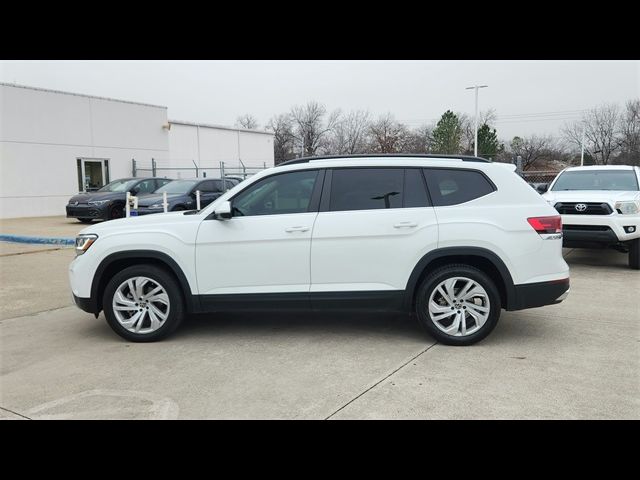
<box><xmin>131</xmin><ymin>158</ymin><xmax>269</xmax><ymax>181</ymax></box>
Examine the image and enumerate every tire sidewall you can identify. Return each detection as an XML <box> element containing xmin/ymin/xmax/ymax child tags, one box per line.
<box><xmin>416</xmin><ymin>265</ymin><xmax>501</xmax><ymax>346</ymax></box>
<box><xmin>103</xmin><ymin>265</ymin><xmax>184</xmax><ymax>342</ymax></box>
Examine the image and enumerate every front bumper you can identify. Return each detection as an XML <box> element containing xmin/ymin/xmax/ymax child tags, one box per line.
<box><xmin>72</xmin><ymin>293</ymin><xmax>99</xmax><ymax>314</ymax></box>
<box><xmin>561</xmin><ymin>213</ymin><xmax>640</xmax><ymax>246</ymax></box>
<box><xmin>66</xmin><ymin>204</ymin><xmax>108</xmax><ymax>220</ymax></box>
<box><xmin>510</xmin><ymin>277</ymin><xmax>570</xmax><ymax>311</ymax></box>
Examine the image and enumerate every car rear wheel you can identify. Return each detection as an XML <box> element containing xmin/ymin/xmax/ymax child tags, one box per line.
<box><xmin>102</xmin><ymin>265</ymin><xmax>184</xmax><ymax>342</ymax></box>
<box><xmin>629</xmin><ymin>238</ymin><xmax>640</xmax><ymax>270</ymax></box>
<box><xmin>415</xmin><ymin>264</ymin><xmax>501</xmax><ymax>346</ymax></box>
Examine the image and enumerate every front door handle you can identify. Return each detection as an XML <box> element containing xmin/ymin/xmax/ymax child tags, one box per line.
<box><xmin>285</xmin><ymin>226</ymin><xmax>310</xmax><ymax>233</ymax></box>
<box><xmin>393</xmin><ymin>222</ymin><xmax>418</xmax><ymax>228</ymax></box>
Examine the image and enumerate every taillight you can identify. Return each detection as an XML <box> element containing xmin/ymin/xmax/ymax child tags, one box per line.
<box><xmin>527</xmin><ymin>215</ymin><xmax>562</xmax><ymax>234</ymax></box>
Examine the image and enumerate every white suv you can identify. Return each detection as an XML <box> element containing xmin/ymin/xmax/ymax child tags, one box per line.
<box><xmin>69</xmin><ymin>155</ymin><xmax>570</xmax><ymax>345</ymax></box>
<box><xmin>541</xmin><ymin>165</ymin><xmax>640</xmax><ymax>269</ymax></box>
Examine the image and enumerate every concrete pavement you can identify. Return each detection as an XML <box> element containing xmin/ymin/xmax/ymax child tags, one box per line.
<box><xmin>0</xmin><ymin>247</ymin><xmax>638</xmax><ymax>419</ymax></box>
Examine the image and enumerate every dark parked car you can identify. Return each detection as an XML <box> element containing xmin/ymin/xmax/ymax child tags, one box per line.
<box><xmin>66</xmin><ymin>177</ymin><xmax>172</xmax><ymax>223</ymax></box>
<box><xmin>135</xmin><ymin>178</ymin><xmax>231</xmax><ymax>215</ymax></box>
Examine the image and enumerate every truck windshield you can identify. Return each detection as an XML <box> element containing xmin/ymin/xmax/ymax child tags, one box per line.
<box><xmin>551</xmin><ymin>170</ymin><xmax>639</xmax><ymax>191</ymax></box>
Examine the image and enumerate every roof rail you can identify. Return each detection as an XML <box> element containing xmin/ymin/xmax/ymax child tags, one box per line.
<box><xmin>276</xmin><ymin>153</ymin><xmax>491</xmax><ymax>167</ymax></box>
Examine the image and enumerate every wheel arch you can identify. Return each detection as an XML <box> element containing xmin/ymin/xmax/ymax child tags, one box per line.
<box><xmin>405</xmin><ymin>247</ymin><xmax>516</xmax><ymax>312</ymax></box>
<box><xmin>90</xmin><ymin>250</ymin><xmax>198</xmax><ymax>314</ymax></box>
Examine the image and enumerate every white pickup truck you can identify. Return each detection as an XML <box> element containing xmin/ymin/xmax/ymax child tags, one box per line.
<box><xmin>541</xmin><ymin>165</ymin><xmax>640</xmax><ymax>269</ymax></box>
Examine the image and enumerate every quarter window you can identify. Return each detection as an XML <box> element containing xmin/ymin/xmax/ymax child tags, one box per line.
<box><xmin>232</xmin><ymin>170</ymin><xmax>319</xmax><ymax>216</ymax></box>
<box><xmin>423</xmin><ymin>168</ymin><xmax>495</xmax><ymax>206</ymax></box>
<box><xmin>329</xmin><ymin>168</ymin><xmax>404</xmax><ymax>211</ymax></box>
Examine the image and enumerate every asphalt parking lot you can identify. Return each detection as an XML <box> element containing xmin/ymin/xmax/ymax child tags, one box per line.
<box><xmin>1</xmin><ymin>217</ymin><xmax>638</xmax><ymax>419</ymax></box>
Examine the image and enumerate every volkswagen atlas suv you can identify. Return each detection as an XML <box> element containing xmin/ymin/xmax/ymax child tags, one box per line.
<box><xmin>541</xmin><ymin>165</ymin><xmax>640</xmax><ymax>269</ymax></box>
<box><xmin>69</xmin><ymin>155</ymin><xmax>570</xmax><ymax>345</ymax></box>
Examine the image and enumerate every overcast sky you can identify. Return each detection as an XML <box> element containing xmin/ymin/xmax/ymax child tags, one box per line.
<box><xmin>1</xmin><ymin>60</ymin><xmax>638</xmax><ymax>140</ymax></box>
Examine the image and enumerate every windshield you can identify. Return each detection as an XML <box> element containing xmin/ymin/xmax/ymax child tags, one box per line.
<box><xmin>551</xmin><ymin>170</ymin><xmax>639</xmax><ymax>191</ymax></box>
<box><xmin>155</xmin><ymin>180</ymin><xmax>198</xmax><ymax>194</ymax></box>
<box><xmin>98</xmin><ymin>179</ymin><xmax>139</xmax><ymax>192</ymax></box>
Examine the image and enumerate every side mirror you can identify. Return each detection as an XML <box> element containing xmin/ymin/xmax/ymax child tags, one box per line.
<box><xmin>536</xmin><ymin>183</ymin><xmax>549</xmax><ymax>193</ymax></box>
<box><xmin>213</xmin><ymin>200</ymin><xmax>232</xmax><ymax>220</ymax></box>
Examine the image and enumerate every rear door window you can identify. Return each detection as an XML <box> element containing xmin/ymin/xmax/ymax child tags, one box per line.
<box><xmin>329</xmin><ymin>168</ymin><xmax>404</xmax><ymax>211</ymax></box>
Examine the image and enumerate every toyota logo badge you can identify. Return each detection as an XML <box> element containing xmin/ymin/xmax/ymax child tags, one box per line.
<box><xmin>575</xmin><ymin>203</ymin><xmax>587</xmax><ymax>212</ymax></box>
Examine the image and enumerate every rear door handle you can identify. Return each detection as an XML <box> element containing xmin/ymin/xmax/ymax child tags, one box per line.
<box><xmin>393</xmin><ymin>222</ymin><xmax>418</xmax><ymax>228</ymax></box>
<box><xmin>285</xmin><ymin>226</ymin><xmax>310</xmax><ymax>233</ymax></box>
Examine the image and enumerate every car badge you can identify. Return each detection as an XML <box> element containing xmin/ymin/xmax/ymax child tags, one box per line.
<box><xmin>575</xmin><ymin>203</ymin><xmax>587</xmax><ymax>212</ymax></box>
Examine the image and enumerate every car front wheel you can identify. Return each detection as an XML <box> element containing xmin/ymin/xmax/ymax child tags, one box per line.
<box><xmin>102</xmin><ymin>265</ymin><xmax>184</xmax><ymax>342</ymax></box>
<box><xmin>415</xmin><ymin>264</ymin><xmax>501</xmax><ymax>346</ymax></box>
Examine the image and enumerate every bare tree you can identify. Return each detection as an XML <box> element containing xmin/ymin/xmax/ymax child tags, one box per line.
<box><xmin>401</xmin><ymin>124</ymin><xmax>434</xmax><ymax>153</ymax></box>
<box><xmin>509</xmin><ymin>135</ymin><xmax>555</xmax><ymax>170</ymax></box>
<box><xmin>236</xmin><ymin>114</ymin><xmax>259</xmax><ymax>130</ymax></box>
<box><xmin>265</xmin><ymin>114</ymin><xmax>295</xmax><ymax>165</ymax></box>
<box><xmin>563</xmin><ymin>103</ymin><xmax>621</xmax><ymax>165</ymax></box>
<box><xmin>459</xmin><ymin>109</ymin><xmax>496</xmax><ymax>154</ymax></box>
<box><xmin>368</xmin><ymin>113</ymin><xmax>408</xmax><ymax>153</ymax></box>
<box><xmin>326</xmin><ymin>110</ymin><xmax>371</xmax><ymax>154</ymax></box>
<box><xmin>290</xmin><ymin>101</ymin><xmax>339</xmax><ymax>156</ymax></box>
<box><xmin>618</xmin><ymin>99</ymin><xmax>640</xmax><ymax>165</ymax></box>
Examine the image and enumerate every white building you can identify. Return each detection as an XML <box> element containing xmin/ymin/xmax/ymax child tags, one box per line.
<box><xmin>0</xmin><ymin>83</ymin><xmax>274</xmax><ymax>219</ymax></box>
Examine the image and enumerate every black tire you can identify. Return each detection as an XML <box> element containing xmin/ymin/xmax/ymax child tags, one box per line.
<box><xmin>629</xmin><ymin>238</ymin><xmax>640</xmax><ymax>270</ymax></box>
<box><xmin>102</xmin><ymin>264</ymin><xmax>184</xmax><ymax>342</ymax></box>
<box><xmin>108</xmin><ymin>204</ymin><xmax>124</xmax><ymax>220</ymax></box>
<box><xmin>415</xmin><ymin>264</ymin><xmax>501</xmax><ymax>346</ymax></box>
<box><xmin>77</xmin><ymin>219</ymin><xmax>93</xmax><ymax>224</ymax></box>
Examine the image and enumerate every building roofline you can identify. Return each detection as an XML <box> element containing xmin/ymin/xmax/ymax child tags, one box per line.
<box><xmin>168</xmin><ymin>119</ymin><xmax>274</xmax><ymax>136</ymax></box>
<box><xmin>0</xmin><ymin>82</ymin><xmax>168</xmax><ymax>109</ymax></box>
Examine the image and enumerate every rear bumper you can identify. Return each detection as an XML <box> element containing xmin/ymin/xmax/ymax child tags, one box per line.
<box><xmin>509</xmin><ymin>277</ymin><xmax>570</xmax><ymax>311</ymax></box>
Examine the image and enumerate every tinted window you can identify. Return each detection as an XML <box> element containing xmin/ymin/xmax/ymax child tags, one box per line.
<box><xmin>232</xmin><ymin>170</ymin><xmax>319</xmax><ymax>216</ymax></box>
<box><xmin>156</xmin><ymin>180</ymin><xmax>197</xmax><ymax>194</ymax></box>
<box><xmin>135</xmin><ymin>179</ymin><xmax>158</xmax><ymax>194</ymax></box>
<box><xmin>156</xmin><ymin>179</ymin><xmax>171</xmax><ymax>190</ymax></box>
<box><xmin>330</xmin><ymin>168</ymin><xmax>404</xmax><ymax>211</ymax></box>
<box><xmin>199</xmin><ymin>181</ymin><xmax>217</xmax><ymax>193</ymax></box>
<box><xmin>551</xmin><ymin>170</ymin><xmax>639</xmax><ymax>191</ymax></box>
<box><xmin>424</xmin><ymin>168</ymin><xmax>494</xmax><ymax>206</ymax></box>
<box><xmin>404</xmin><ymin>169</ymin><xmax>430</xmax><ymax>208</ymax></box>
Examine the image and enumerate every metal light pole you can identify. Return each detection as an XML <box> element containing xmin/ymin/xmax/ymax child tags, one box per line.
<box><xmin>580</xmin><ymin>124</ymin><xmax>586</xmax><ymax>166</ymax></box>
<box><xmin>465</xmin><ymin>85</ymin><xmax>488</xmax><ymax>157</ymax></box>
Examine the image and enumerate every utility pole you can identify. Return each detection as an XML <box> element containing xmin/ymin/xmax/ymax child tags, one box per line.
<box><xmin>580</xmin><ymin>124</ymin><xmax>585</xmax><ymax>166</ymax></box>
<box><xmin>465</xmin><ymin>84</ymin><xmax>488</xmax><ymax>157</ymax></box>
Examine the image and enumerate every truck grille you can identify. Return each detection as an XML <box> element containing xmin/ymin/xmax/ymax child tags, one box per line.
<box><xmin>554</xmin><ymin>202</ymin><xmax>613</xmax><ymax>215</ymax></box>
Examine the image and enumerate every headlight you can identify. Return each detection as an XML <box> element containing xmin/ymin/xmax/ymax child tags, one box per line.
<box><xmin>149</xmin><ymin>204</ymin><xmax>164</xmax><ymax>209</ymax></box>
<box><xmin>88</xmin><ymin>200</ymin><xmax>110</xmax><ymax>206</ymax></box>
<box><xmin>75</xmin><ymin>234</ymin><xmax>98</xmax><ymax>256</ymax></box>
<box><xmin>615</xmin><ymin>200</ymin><xmax>640</xmax><ymax>215</ymax></box>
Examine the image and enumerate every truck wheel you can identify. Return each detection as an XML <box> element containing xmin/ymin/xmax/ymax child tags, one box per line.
<box><xmin>415</xmin><ymin>264</ymin><xmax>501</xmax><ymax>346</ymax></box>
<box><xmin>629</xmin><ymin>239</ymin><xmax>640</xmax><ymax>270</ymax></box>
<box><xmin>102</xmin><ymin>265</ymin><xmax>184</xmax><ymax>342</ymax></box>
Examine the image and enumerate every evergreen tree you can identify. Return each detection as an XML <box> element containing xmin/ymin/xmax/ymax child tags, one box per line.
<box><xmin>432</xmin><ymin>110</ymin><xmax>462</xmax><ymax>154</ymax></box>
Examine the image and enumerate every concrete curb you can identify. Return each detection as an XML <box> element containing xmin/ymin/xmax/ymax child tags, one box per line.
<box><xmin>0</xmin><ymin>234</ymin><xmax>75</xmax><ymax>246</ymax></box>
